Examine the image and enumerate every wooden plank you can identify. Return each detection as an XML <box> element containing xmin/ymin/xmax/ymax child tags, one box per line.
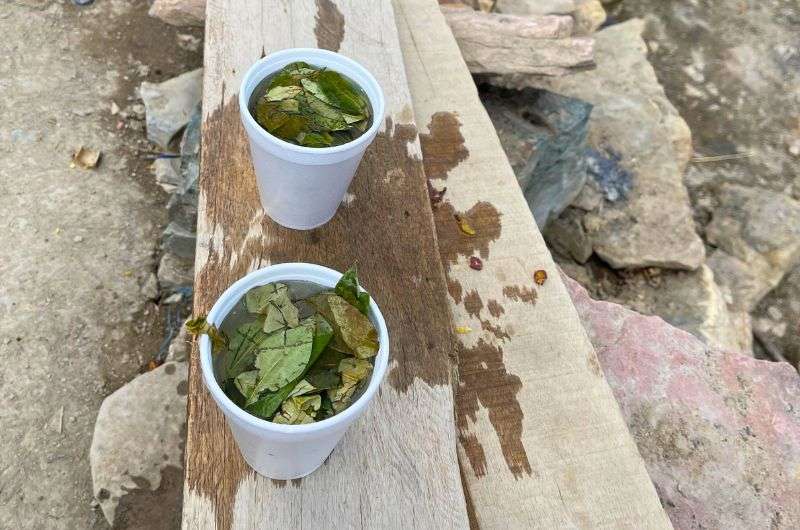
<box><xmin>183</xmin><ymin>1</ymin><xmax>469</xmax><ymax>528</ymax></box>
<box><xmin>394</xmin><ymin>1</ymin><xmax>674</xmax><ymax>528</ymax></box>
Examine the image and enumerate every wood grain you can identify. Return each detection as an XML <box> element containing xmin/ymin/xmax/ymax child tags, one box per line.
<box><xmin>395</xmin><ymin>0</ymin><xmax>673</xmax><ymax>528</ymax></box>
<box><xmin>183</xmin><ymin>1</ymin><xmax>468</xmax><ymax>528</ymax></box>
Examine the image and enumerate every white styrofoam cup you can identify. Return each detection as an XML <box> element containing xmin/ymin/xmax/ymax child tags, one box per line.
<box><xmin>238</xmin><ymin>49</ymin><xmax>386</xmax><ymax>230</ymax></box>
<box><xmin>198</xmin><ymin>263</ymin><xmax>390</xmax><ymax>479</ymax></box>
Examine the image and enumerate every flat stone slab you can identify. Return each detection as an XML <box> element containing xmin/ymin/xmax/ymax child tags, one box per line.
<box><xmin>90</xmin><ymin>361</ymin><xmax>187</xmax><ymax>527</ymax></box>
<box><xmin>567</xmin><ymin>275</ymin><xmax>800</xmax><ymax>529</ymax></box>
<box><xmin>141</xmin><ymin>68</ymin><xmax>203</xmax><ymax>149</ymax></box>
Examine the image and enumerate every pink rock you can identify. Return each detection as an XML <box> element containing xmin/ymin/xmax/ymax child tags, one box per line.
<box><xmin>564</xmin><ymin>275</ymin><xmax>800</xmax><ymax>529</ymax></box>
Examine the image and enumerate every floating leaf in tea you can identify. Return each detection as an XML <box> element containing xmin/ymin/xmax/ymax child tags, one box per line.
<box><xmin>186</xmin><ymin>266</ymin><xmax>378</xmax><ymax>423</ymax></box>
<box><xmin>252</xmin><ymin>62</ymin><xmax>372</xmax><ymax>148</ymax></box>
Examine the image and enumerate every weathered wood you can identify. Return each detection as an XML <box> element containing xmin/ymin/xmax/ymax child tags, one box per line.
<box><xmin>395</xmin><ymin>0</ymin><xmax>673</xmax><ymax>527</ymax></box>
<box><xmin>183</xmin><ymin>1</ymin><xmax>468</xmax><ymax>528</ymax></box>
<box><xmin>441</xmin><ymin>6</ymin><xmax>595</xmax><ymax>76</ymax></box>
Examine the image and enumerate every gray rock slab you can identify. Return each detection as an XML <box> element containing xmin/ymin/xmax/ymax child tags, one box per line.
<box><xmin>620</xmin><ymin>1</ymin><xmax>800</xmax><ymax>200</ymax></box>
<box><xmin>706</xmin><ymin>183</ymin><xmax>800</xmax><ymax>312</ymax></box>
<box><xmin>500</xmin><ymin>19</ymin><xmax>703</xmax><ymax>270</ymax></box>
<box><xmin>141</xmin><ymin>68</ymin><xmax>203</xmax><ymax>149</ymax></box>
<box><xmin>90</xmin><ymin>361</ymin><xmax>187</xmax><ymax>526</ymax></box>
<box><xmin>162</xmin><ymin>220</ymin><xmax>196</xmax><ymax>260</ymax></box>
<box><xmin>157</xmin><ymin>252</ymin><xmax>194</xmax><ymax>293</ymax></box>
<box><xmin>544</xmin><ymin>206</ymin><xmax>593</xmax><ymax>263</ymax></box>
<box><xmin>482</xmin><ymin>86</ymin><xmax>591</xmax><ymax>228</ymax></box>
<box><xmin>152</xmin><ymin>157</ymin><xmax>182</xmax><ymax>193</ymax></box>
<box><xmin>179</xmin><ymin>106</ymin><xmax>201</xmax><ymax>188</ymax></box>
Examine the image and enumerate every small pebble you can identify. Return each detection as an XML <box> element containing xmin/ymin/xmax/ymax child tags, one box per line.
<box><xmin>73</xmin><ymin>235</ymin><xmax>84</xmax><ymax>243</ymax></box>
<box><xmin>469</xmin><ymin>256</ymin><xmax>483</xmax><ymax>271</ymax></box>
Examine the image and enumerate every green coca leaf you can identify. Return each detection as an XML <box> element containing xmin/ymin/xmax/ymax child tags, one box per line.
<box><xmin>251</xmin><ymin>62</ymin><xmax>372</xmax><ymax>147</ymax></box>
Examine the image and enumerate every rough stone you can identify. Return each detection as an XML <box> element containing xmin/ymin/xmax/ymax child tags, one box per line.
<box><xmin>495</xmin><ymin>0</ymin><xmax>576</xmax><ymax>15</ymax></box>
<box><xmin>152</xmin><ymin>157</ymin><xmax>182</xmax><ymax>193</ymax></box>
<box><xmin>166</xmin><ymin>324</ymin><xmax>190</xmax><ymax>363</ymax></box>
<box><xmin>90</xmin><ymin>361</ymin><xmax>187</xmax><ymax>526</ymax></box>
<box><xmin>443</xmin><ymin>7</ymin><xmax>595</xmax><ymax>76</ymax></box>
<box><xmin>162</xmin><ymin>220</ymin><xmax>197</xmax><ymax>260</ymax></box>
<box><xmin>481</xmin><ymin>85</ymin><xmax>591</xmax><ymax>228</ymax></box>
<box><xmin>706</xmin><ymin>184</ymin><xmax>800</xmax><ymax>312</ymax></box>
<box><xmin>179</xmin><ymin>106</ymin><xmax>201</xmax><ymax>188</ymax></box>
<box><xmin>566</xmin><ymin>275</ymin><xmax>800</xmax><ymax>529</ymax></box>
<box><xmin>495</xmin><ymin>0</ymin><xmax>606</xmax><ymax>36</ymax></box>
<box><xmin>140</xmin><ymin>68</ymin><xmax>203</xmax><ymax>148</ymax></box>
<box><xmin>618</xmin><ymin>2</ymin><xmax>800</xmax><ymax>201</ymax></box>
<box><xmin>165</xmin><ymin>107</ymin><xmax>201</xmax><ymax>237</ymax></box>
<box><xmin>706</xmin><ymin>250</ymin><xmax>771</xmax><ymax>314</ymax></box>
<box><xmin>167</xmin><ymin>183</ymin><xmax>198</xmax><ymax>235</ymax></box>
<box><xmin>572</xmin><ymin>0</ymin><xmax>606</xmax><ymax>35</ymax></box>
<box><xmin>608</xmin><ymin>265</ymin><xmax>753</xmax><ymax>355</ymax></box>
<box><xmin>502</xmin><ymin>19</ymin><xmax>703</xmax><ymax>270</ymax></box>
<box><xmin>157</xmin><ymin>252</ymin><xmax>194</xmax><ymax>293</ymax></box>
<box><xmin>140</xmin><ymin>272</ymin><xmax>159</xmax><ymax>301</ymax></box>
<box><xmin>754</xmin><ymin>266</ymin><xmax>800</xmax><ymax>368</ymax></box>
<box><xmin>570</xmin><ymin>177</ymin><xmax>603</xmax><ymax>211</ymax></box>
<box><xmin>544</xmin><ymin>207</ymin><xmax>592</xmax><ymax>263</ymax></box>
<box><xmin>562</xmin><ymin>260</ymin><xmax>753</xmax><ymax>355</ymax></box>
<box><xmin>149</xmin><ymin>0</ymin><xmax>205</xmax><ymax>27</ymax></box>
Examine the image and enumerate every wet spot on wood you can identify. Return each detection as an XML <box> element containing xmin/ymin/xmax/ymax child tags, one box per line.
<box><xmin>458</xmin><ymin>458</ymin><xmax>480</xmax><ymax>530</ymax></box>
<box><xmin>459</xmin><ymin>432</ymin><xmax>487</xmax><ymax>477</ymax></box>
<box><xmin>447</xmin><ymin>277</ymin><xmax>464</xmax><ymax>304</ymax></box>
<box><xmin>269</xmin><ymin>478</ymin><xmax>301</xmax><ymax>488</ymax></box>
<box><xmin>480</xmin><ymin>320</ymin><xmax>510</xmax><ymax>341</ymax></box>
<box><xmin>435</xmin><ymin>201</ymin><xmax>502</xmax><ymax>268</ymax></box>
<box><xmin>315</xmin><ymin>0</ymin><xmax>345</xmax><ymax>52</ymax></box>
<box><xmin>420</xmin><ymin>108</ymin><xmax>526</xmax><ymax>477</ymax></box>
<box><xmin>419</xmin><ymin>112</ymin><xmax>469</xmax><ymax>180</ymax></box>
<box><xmin>487</xmin><ymin>299</ymin><xmax>505</xmax><ymax>318</ymax></box>
<box><xmin>177</xmin><ymin>380</ymin><xmax>188</xmax><ymax>396</ymax></box>
<box><xmin>164</xmin><ymin>364</ymin><xmax>176</xmax><ymax>375</ymax></box>
<box><xmin>463</xmin><ymin>290</ymin><xmax>483</xmax><ymax>318</ymax></box>
<box><xmin>457</xmin><ymin>339</ymin><xmax>531</xmax><ymax>478</ymax></box>
<box><xmin>502</xmin><ymin>285</ymin><xmax>538</xmax><ymax>305</ymax></box>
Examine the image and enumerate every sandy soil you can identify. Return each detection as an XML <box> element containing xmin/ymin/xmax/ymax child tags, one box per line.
<box><xmin>0</xmin><ymin>1</ymin><xmax>200</xmax><ymax>528</ymax></box>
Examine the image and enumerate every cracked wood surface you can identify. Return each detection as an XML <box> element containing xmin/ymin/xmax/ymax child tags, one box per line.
<box><xmin>183</xmin><ymin>0</ymin><xmax>468</xmax><ymax>528</ymax></box>
<box><xmin>396</xmin><ymin>0</ymin><xmax>673</xmax><ymax>528</ymax></box>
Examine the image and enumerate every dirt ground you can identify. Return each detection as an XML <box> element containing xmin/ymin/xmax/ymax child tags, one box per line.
<box><xmin>0</xmin><ymin>1</ymin><xmax>201</xmax><ymax>528</ymax></box>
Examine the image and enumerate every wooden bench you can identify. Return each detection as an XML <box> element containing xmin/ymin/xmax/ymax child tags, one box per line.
<box><xmin>184</xmin><ymin>1</ymin><xmax>672</xmax><ymax>528</ymax></box>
